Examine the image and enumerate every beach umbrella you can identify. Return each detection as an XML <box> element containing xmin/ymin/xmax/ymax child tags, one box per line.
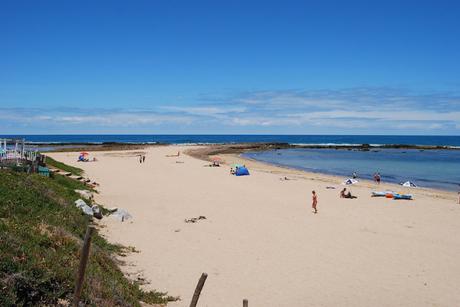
<box><xmin>401</xmin><ymin>181</ymin><xmax>417</xmax><ymax>188</ymax></box>
<box><xmin>211</xmin><ymin>156</ymin><xmax>222</xmax><ymax>166</ymax></box>
<box><xmin>342</xmin><ymin>178</ymin><xmax>359</xmax><ymax>185</ymax></box>
<box><xmin>80</xmin><ymin>152</ymin><xmax>89</xmax><ymax>156</ymax></box>
<box><xmin>342</xmin><ymin>178</ymin><xmax>358</xmax><ymax>195</ymax></box>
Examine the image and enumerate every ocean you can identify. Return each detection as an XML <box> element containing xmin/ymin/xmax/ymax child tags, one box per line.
<box><xmin>2</xmin><ymin>134</ymin><xmax>459</xmax><ymax>191</ymax></box>
<box><xmin>1</xmin><ymin>134</ymin><xmax>460</xmax><ymax>147</ymax></box>
<box><xmin>244</xmin><ymin>148</ymin><xmax>460</xmax><ymax>191</ymax></box>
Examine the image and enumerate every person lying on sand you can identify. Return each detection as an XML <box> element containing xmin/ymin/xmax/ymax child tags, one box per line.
<box><xmin>166</xmin><ymin>151</ymin><xmax>181</xmax><ymax>157</ymax></box>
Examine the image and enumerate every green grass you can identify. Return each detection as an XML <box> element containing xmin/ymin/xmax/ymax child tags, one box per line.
<box><xmin>0</xmin><ymin>170</ymin><xmax>177</xmax><ymax>306</ymax></box>
<box><xmin>44</xmin><ymin>156</ymin><xmax>84</xmax><ymax>176</ymax></box>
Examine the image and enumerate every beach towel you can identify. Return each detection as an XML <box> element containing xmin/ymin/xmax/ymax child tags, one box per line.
<box><xmin>393</xmin><ymin>193</ymin><xmax>413</xmax><ymax>200</ymax></box>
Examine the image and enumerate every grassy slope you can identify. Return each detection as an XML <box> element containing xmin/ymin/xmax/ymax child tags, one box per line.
<box><xmin>0</xmin><ymin>171</ymin><xmax>176</xmax><ymax>306</ymax></box>
<box><xmin>45</xmin><ymin>156</ymin><xmax>84</xmax><ymax>176</ymax></box>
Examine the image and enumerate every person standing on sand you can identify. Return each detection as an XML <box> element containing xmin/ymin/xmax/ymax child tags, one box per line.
<box><xmin>312</xmin><ymin>190</ymin><xmax>318</xmax><ymax>214</ymax></box>
<box><xmin>374</xmin><ymin>172</ymin><xmax>381</xmax><ymax>184</ymax></box>
<box><xmin>142</xmin><ymin>155</ymin><xmax>145</xmax><ymax>163</ymax></box>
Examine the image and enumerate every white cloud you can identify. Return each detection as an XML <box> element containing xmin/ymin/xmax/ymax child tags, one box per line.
<box><xmin>1</xmin><ymin>87</ymin><xmax>459</xmax><ymax>133</ymax></box>
<box><xmin>160</xmin><ymin>106</ymin><xmax>246</xmax><ymax>116</ymax></box>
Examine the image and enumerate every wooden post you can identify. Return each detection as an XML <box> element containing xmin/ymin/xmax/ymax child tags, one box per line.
<box><xmin>73</xmin><ymin>226</ymin><xmax>95</xmax><ymax>307</ymax></box>
<box><xmin>243</xmin><ymin>299</ymin><xmax>248</xmax><ymax>307</ymax></box>
<box><xmin>189</xmin><ymin>272</ymin><xmax>208</xmax><ymax>307</ymax></box>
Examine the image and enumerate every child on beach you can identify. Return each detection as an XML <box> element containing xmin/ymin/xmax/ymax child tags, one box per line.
<box><xmin>374</xmin><ymin>172</ymin><xmax>381</xmax><ymax>184</ymax></box>
<box><xmin>312</xmin><ymin>190</ymin><xmax>318</xmax><ymax>214</ymax></box>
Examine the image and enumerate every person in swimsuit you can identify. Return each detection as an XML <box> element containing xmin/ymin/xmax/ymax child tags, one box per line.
<box><xmin>312</xmin><ymin>190</ymin><xmax>318</xmax><ymax>214</ymax></box>
<box><xmin>374</xmin><ymin>172</ymin><xmax>381</xmax><ymax>184</ymax></box>
<box><xmin>340</xmin><ymin>188</ymin><xmax>354</xmax><ymax>199</ymax></box>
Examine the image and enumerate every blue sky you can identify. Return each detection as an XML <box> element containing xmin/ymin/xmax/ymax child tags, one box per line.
<box><xmin>1</xmin><ymin>0</ymin><xmax>460</xmax><ymax>134</ymax></box>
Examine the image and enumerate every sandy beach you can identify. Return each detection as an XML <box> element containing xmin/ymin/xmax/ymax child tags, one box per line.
<box><xmin>48</xmin><ymin>145</ymin><xmax>460</xmax><ymax>307</ymax></box>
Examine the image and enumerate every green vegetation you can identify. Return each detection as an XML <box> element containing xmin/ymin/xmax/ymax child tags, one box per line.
<box><xmin>0</xmin><ymin>170</ymin><xmax>176</xmax><ymax>306</ymax></box>
<box><xmin>45</xmin><ymin>156</ymin><xmax>84</xmax><ymax>176</ymax></box>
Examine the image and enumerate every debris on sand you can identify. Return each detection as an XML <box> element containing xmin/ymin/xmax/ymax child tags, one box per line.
<box><xmin>184</xmin><ymin>216</ymin><xmax>207</xmax><ymax>223</ymax></box>
<box><xmin>92</xmin><ymin>205</ymin><xmax>103</xmax><ymax>220</ymax></box>
<box><xmin>75</xmin><ymin>199</ymin><xmax>93</xmax><ymax>216</ymax></box>
<box><xmin>110</xmin><ymin>208</ymin><xmax>132</xmax><ymax>222</ymax></box>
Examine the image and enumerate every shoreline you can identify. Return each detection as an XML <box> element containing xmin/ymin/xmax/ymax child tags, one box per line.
<box><xmin>185</xmin><ymin>145</ymin><xmax>458</xmax><ymax>199</ymax></box>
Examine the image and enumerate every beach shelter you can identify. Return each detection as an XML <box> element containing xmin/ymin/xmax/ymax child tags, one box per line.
<box><xmin>342</xmin><ymin>178</ymin><xmax>358</xmax><ymax>185</ymax></box>
<box><xmin>235</xmin><ymin>166</ymin><xmax>250</xmax><ymax>176</ymax></box>
<box><xmin>401</xmin><ymin>181</ymin><xmax>417</xmax><ymax>188</ymax></box>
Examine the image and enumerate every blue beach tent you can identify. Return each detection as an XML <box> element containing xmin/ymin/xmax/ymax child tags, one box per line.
<box><xmin>235</xmin><ymin>166</ymin><xmax>250</xmax><ymax>176</ymax></box>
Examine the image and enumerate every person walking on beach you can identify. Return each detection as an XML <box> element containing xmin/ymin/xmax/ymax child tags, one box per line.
<box><xmin>311</xmin><ymin>190</ymin><xmax>318</xmax><ymax>214</ymax></box>
<box><xmin>142</xmin><ymin>155</ymin><xmax>146</xmax><ymax>163</ymax></box>
<box><xmin>139</xmin><ymin>155</ymin><xmax>142</xmax><ymax>164</ymax></box>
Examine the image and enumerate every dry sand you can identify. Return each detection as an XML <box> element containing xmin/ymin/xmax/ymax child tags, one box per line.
<box><xmin>49</xmin><ymin>146</ymin><xmax>460</xmax><ymax>307</ymax></box>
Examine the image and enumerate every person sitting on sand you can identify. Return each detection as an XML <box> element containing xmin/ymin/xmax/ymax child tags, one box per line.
<box><xmin>340</xmin><ymin>188</ymin><xmax>354</xmax><ymax>199</ymax></box>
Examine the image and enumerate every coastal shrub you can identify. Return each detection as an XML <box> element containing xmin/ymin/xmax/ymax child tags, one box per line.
<box><xmin>44</xmin><ymin>156</ymin><xmax>84</xmax><ymax>176</ymax></box>
<box><xmin>0</xmin><ymin>170</ymin><xmax>176</xmax><ymax>306</ymax></box>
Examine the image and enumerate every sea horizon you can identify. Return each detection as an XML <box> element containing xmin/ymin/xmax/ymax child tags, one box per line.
<box><xmin>2</xmin><ymin>134</ymin><xmax>460</xmax><ymax>147</ymax></box>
